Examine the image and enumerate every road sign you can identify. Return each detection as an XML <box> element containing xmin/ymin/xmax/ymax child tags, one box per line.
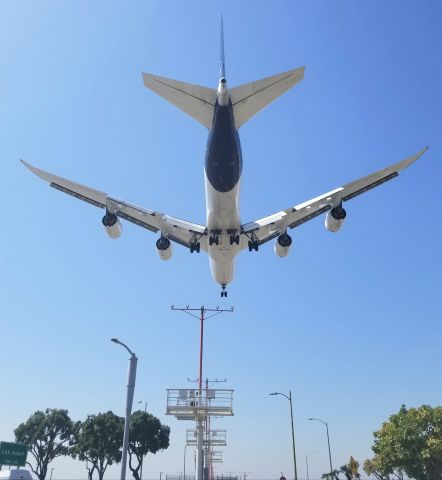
<box><xmin>0</xmin><ymin>442</ymin><xmax>28</xmax><ymax>466</ymax></box>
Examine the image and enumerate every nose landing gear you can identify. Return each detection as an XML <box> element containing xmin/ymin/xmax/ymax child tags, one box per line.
<box><xmin>220</xmin><ymin>284</ymin><xmax>228</xmax><ymax>297</ymax></box>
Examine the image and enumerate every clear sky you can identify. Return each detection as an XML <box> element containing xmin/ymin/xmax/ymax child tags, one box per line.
<box><xmin>0</xmin><ymin>1</ymin><xmax>441</xmax><ymax>479</ymax></box>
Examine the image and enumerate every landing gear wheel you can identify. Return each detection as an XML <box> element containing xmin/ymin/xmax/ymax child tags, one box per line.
<box><xmin>220</xmin><ymin>284</ymin><xmax>227</xmax><ymax>297</ymax></box>
<box><xmin>248</xmin><ymin>240</ymin><xmax>259</xmax><ymax>252</ymax></box>
<box><xmin>190</xmin><ymin>242</ymin><xmax>200</xmax><ymax>253</ymax></box>
<box><xmin>230</xmin><ymin>234</ymin><xmax>240</xmax><ymax>245</ymax></box>
<box><xmin>209</xmin><ymin>235</ymin><xmax>219</xmax><ymax>246</ymax></box>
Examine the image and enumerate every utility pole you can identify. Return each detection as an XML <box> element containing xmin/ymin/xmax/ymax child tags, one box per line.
<box><xmin>171</xmin><ymin>306</ymin><xmax>234</xmax><ymax>480</ymax></box>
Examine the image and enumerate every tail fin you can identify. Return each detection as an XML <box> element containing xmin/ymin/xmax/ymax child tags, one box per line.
<box><xmin>230</xmin><ymin>66</ymin><xmax>306</xmax><ymax>128</ymax></box>
<box><xmin>220</xmin><ymin>15</ymin><xmax>226</xmax><ymax>79</ymax></box>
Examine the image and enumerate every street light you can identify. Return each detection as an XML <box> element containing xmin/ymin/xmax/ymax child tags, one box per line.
<box><xmin>111</xmin><ymin>338</ymin><xmax>138</xmax><ymax>480</ymax></box>
<box><xmin>136</xmin><ymin>400</ymin><xmax>148</xmax><ymax>480</ymax></box>
<box><xmin>269</xmin><ymin>391</ymin><xmax>298</xmax><ymax>480</ymax></box>
<box><xmin>136</xmin><ymin>400</ymin><xmax>147</xmax><ymax>480</ymax></box>
<box><xmin>137</xmin><ymin>400</ymin><xmax>147</xmax><ymax>412</ymax></box>
<box><xmin>308</xmin><ymin>417</ymin><xmax>333</xmax><ymax>474</ymax></box>
<box><xmin>305</xmin><ymin>451</ymin><xmax>318</xmax><ymax>480</ymax></box>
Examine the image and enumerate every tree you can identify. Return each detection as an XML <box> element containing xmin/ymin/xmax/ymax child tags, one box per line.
<box><xmin>127</xmin><ymin>411</ymin><xmax>170</xmax><ymax>480</ymax></box>
<box><xmin>73</xmin><ymin>411</ymin><xmax>124</xmax><ymax>480</ymax></box>
<box><xmin>14</xmin><ymin>408</ymin><xmax>77</xmax><ymax>480</ymax></box>
<box><xmin>339</xmin><ymin>457</ymin><xmax>361</xmax><ymax>479</ymax></box>
<box><xmin>364</xmin><ymin>404</ymin><xmax>442</xmax><ymax>480</ymax></box>
<box><xmin>363</xmin><ymin>458</ymin><xmax>403</xmax><ymax>480</ymax></box>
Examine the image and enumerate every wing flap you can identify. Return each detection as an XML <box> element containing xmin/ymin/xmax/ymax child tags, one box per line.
<box><xmin>22</xmin><ymin>160</ymin><xmax>107</xmax><ymax>208</ymax></box>
<box><xmin>142</xmin><ymin>73</ymin><xmax>217</xmax><ymax>128</ymax></box>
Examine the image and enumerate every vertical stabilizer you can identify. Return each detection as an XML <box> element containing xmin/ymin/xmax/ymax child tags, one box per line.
<box><xmin>220</xmin><ymin>15</ymin><xmax>226</xmax><ymax>79</ymax></box>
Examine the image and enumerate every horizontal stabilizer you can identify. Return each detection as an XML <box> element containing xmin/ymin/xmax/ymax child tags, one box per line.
<box><xmin>230</xmin><ymin>66</ymin><xmax>305</xmax><ymax>128</ymax></box>
<box><xmin>142</xmin><ymin>73</ymin><xmax>217</xmax><ymax>128</ymax></box>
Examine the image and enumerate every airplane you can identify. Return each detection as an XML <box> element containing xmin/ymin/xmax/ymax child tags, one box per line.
<box><xmin>22</xmin><ymin>20</ymin><xmax>428</xmax><ymax>297</ymax></box>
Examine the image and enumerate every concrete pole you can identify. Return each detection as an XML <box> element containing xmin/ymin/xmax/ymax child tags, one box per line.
<box><xmin>121</xmin><ymin>353</ymin><xmax>137</xmax><ymax>480</ymax></box>
<box><xmin>196</xmin><ymin>417</ymin><xmax>204</xmax><ymax>480</ymax></box>
<box><xmin>111</xmin><ymin>338</ymin><xmax>138</xmax><ymax>480</ymax></box>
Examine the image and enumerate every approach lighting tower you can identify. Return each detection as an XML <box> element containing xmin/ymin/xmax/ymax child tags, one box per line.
<box><xmin>167</xmin><ymin>306</ymin><xmax>234</xmax><ymax>480</ymax></box>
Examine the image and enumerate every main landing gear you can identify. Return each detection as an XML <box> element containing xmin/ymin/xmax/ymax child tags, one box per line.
<box><xmin>221</xmin><ymin>284</ymin><xmax>228</xmax><ymax>298</ymax></box>
<box><xmin>248</xmin><ymin>240</ymin><xmax>259</xmax><ymax>251</ymax></box>
<box><xmin>190</xmin><ymin>241</ymin><xmax>200</xmax><ymax>253</ymax></box>
<box><xmin>227</xmin><ymin>229</ymin><xmax>240</xmax><ymax>245</ymax></box>
<box><xmin>209</xmin><ymin>229</ymin><xmax>221</xmax><ymax>246</ymax></box>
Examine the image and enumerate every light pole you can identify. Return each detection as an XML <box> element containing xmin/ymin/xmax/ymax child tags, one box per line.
<box><xmin>137</xmin><ymin>400</ymin><xmax>147</xmax><ymax>480</ymax></box>
<box><xmin>111</xmin><ymin>338</ymin><xmax>138</xmax><ymax>480</ymax></box>
<box><xmin>305</xmin><ymin>451</ymin><xmax>317</xmax><ymax>480</ymax></box>
<box><xmin>49</xmin><ymin>468</ymin><xmax>54</xmax><ymax>480</ymax></box>
<box><xmin>269</xmin><ymin>391</ymin><xmax>298</xmax><ymax>480</ymax></box>
<box><xmin>137</xmin><ymin>400</ymin><xmax>147</xmax><ymax>412</ymax></box>
<box><xmin>308</xmin><ymin>418</ymin><xmax>333</xmax><ymax>474</ymax></box>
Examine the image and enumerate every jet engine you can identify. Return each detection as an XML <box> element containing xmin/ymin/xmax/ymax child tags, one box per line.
<box><xmin>325</xmin><ymin>205</ymin><xmax>347</xmax><ymax>233</ymax></box>
<box><xmin>102</xmin><ymin>211</ymin><xmax>122</xmax><ymax>239</ymax></box>
<box><xmin>274</xmin><ymin>232</ymin><xmax>292</xmax><ymax>257</ymax></box>
<box><xmin>156</xmin><ymin>236</ymin><xmax>173</xmax><ymax>260</ymax></box>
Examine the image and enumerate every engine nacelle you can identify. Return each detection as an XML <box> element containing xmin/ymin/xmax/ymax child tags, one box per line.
<box><xmin>156</xmin><ymin>236</ymin><xmax>173</xmax><ymax>261</ymax></box>
<box><xmin>102</xmin><ymin>212</ymin><xmax>122</xmax><ymax>239</ymax></box>
<box><xmin>274</xmin><ymin>233</ymin><xmax>292</xmax><ymax>257</ymax></box>
<box><xmin>325</xmin><ymin>205</ymin><xmax>347</xmax><ymax>232</ymax></box>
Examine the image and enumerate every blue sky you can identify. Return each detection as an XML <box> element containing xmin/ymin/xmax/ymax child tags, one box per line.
<box><xmin>0</xmin><ymin>1</ymin><xmax>441</xmax><ymax>479</ymax></box>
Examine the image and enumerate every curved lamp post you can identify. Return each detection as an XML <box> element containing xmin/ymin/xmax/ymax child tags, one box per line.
<box><xmin>137</xmin><ymin>400</ymin><xmax>147</xmax><ymax>480</ymax></box>
<box><xmin>269</xmin><ymin>391</ymin><xmax>298</xmax><ymax>480</ymax></box>
<box><xmin>111</xmin><ymin>338</ymin><xmax>138</xmax><ymax>480</ymax></box>
<box><xmin>305</xmin><ymin>451</ymin><xmax>318</xmax><ymax>480</ymax></box>
<box><xmin>308</xmin><ymin>417</ymin><xmax>333</xmax><ymax>474</ymax></box>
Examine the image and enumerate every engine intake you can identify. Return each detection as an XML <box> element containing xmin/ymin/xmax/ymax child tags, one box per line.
<box><xmin>156</xmin><ymin>236</ymin><xmax>173</xmax><ymax>260</ymax></box>
<box><xmin>102</xmin><ymin>212</ymin><xmax>122</xmax><ymax>239</ymax></box>
<box><xmin>325</xmin><ymin>205</ymin><xmax>346</xmax><ymax>232</ymax></box>
<box><xmin>274</xmin><ymin>232</ymin><xmax>292</xmax><ymax>257</ymax></box>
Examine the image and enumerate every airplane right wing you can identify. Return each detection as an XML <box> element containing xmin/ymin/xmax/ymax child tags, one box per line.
<box><xmin>241</xmin><ymin>147</ymin><xmax>429</xmax><ymax>247</ymax></box>
<box><xmin>21</xmin><ymin>160</ymin><xmax>208</xmax><ymax>250</ymax></box>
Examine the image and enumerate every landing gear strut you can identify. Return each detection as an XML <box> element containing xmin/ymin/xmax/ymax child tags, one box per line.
<box><xmin>220</xmin><ymin>284</ymin><xmax>228</xmax><ymax>298</ymax></box>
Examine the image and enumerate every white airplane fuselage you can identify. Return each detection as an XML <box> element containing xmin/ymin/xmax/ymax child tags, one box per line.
<box><xmin>205</xmin><ymin>79</ymin><xmax>242</xmax><ymax>287</ymax></box>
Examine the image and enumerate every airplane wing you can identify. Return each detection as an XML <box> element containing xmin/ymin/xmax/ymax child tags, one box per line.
<box><xmin>21</xmin><ymin>160</ymin><xmax>207</xmax><ymax>250</ymax></box>
<box><xmin>241</xmin><ymin>147</ymin><xmax>428</xmax><ymax>247</ymax></box>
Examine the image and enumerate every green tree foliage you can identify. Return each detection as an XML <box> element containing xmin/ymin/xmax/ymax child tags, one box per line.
<box><xmin>363</xmin><ymin>458</ymin><xmax>404</xmax><ymax>480</ymax></box>
<box><xmin>364</xmin><ymin>404</ymin><xmax>442</xmax><ymax>480</ymax></box>
<box><xmin>73</xmin><ymin>411</ymin><xmax>124</xmax><ymax>480</ymax></box>
<box><xmin>14</xmin><ymin>408</ymin><xmax>77</xmax><ymax>480</ymax></box>
<box><xmin>128</xmin><ymin>411</ymin><xmax>170</xmax><ymax>480</ymax></box>
<box><xmin>339</xmin><ymin>457</ymin><xmax>360</xmax><ymax>479</ymax></box>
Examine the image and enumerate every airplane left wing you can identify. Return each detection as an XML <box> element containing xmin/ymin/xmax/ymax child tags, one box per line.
<box><xmin>21</xmin><ymin>160</ymin><xmax>207</xmax><ymax>250</ymax></box>
<box><xmin>241</xmin><ymin>147</ymin><xmax>428</xmax><ymax>247</ymax></box>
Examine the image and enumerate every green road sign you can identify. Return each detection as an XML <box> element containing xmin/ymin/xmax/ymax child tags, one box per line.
<box><xmin>0</xmin><ymin>442</ymin><xmax>28</xmax><ymax>466</ymax></box>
